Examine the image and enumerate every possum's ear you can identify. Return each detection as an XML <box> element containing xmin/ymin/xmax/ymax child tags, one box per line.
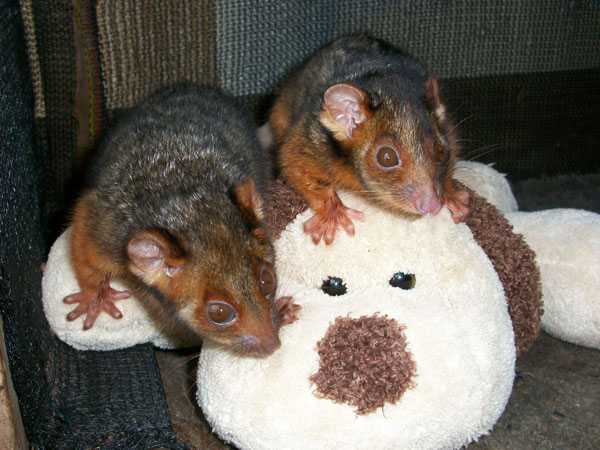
<box><xmin>127</xmin><ymin>230</ymin><xmax>185</xmax><ymax>280</ymax></box>
<box><xmin>319</xmin><ymin>83</ymin><xmax>369</xmax><ymax>140</ymax></box>
<box><xmin>424</xmin><ymin>76</ymin><xmax>458</xmax><ymax>150</ymax></box>
<box><xmin>233</xmin><ymin>178</ymin><xmax>264</xmax><ymax>223</ymax></box>
<box><xmin>424</xmin><ymin>76</ymin><xmax>448</xmax><ymax>127</ymax></box>
<box><xmin>232</xmin><ymin>178</ymin><xmax>268</xmax><ymax>244</ymax></box>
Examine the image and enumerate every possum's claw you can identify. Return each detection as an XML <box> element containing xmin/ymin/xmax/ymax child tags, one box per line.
<box><xmin>64</xmin><ymin>276</ymin><xmax>131</xmax><ymax>330</ymax></box>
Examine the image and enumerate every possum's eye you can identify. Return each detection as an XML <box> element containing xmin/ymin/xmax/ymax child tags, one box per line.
<box><xmin>375</xmin><ymin>145</ymin><xmax>401</xmax><ymax>169</ymax></box>
<box><xmin>207</xmin><ymin>301</ymin><xmax>237</xmax><ymax>325</ymax></box>
<box><xmin>257</xmin><ymin>263</ymin><xmax>277</xmax><ymax>300</ymax></box>
<box><xmin>321</xmin><ymin>277</ymin><xmax>347</xmax><ymax>296</ymax></box>
<box><xmin>389</xmin><ymin>272</ymin><xmax>415</xmax><ymax>290</ymax></box>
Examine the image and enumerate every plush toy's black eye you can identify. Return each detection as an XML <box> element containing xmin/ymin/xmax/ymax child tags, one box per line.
<box><xmin>321</xmin><ymin>277</ymin><xmax>347</xmax><ymax>296</ymax></box>
<box><xmin>389</xmin><ymin>272</ymin><xmax>415</xmax><ymax>290</ymax></box>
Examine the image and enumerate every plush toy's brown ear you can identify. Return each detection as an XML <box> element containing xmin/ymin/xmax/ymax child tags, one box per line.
<box><xmin>264</xmin><ymin>179</ymin><xmax>308</xmax><ymax>241</ymax></box>
<box><xmin>460</xmin><ymin>182</ymin><xmax>543</xmax><ymax>356</ymax></box>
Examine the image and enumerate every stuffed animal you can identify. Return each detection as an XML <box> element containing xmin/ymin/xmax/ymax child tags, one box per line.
<box><xmin>196</xmin><ymin>174</ymin><xmax>543</xmax><ymax>450</ymax></box>
<box><xmin>41</xmin><ymin>162</ymin><xmax>599</xmax><ymax>449</ymax></box>
<box><xmin>455</xmin><ymin>161</ymin><xmax>600</xmax><ymax>349</ymax></box>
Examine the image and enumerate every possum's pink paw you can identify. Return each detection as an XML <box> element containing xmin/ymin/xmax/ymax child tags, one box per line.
<box><xmin>274</xmin><ymin>296</ymin><xmax>301</xmax><ymax>327</ymax></box>
<box><xmin>445</xmin><ymin>189</ymin><xmax>470</xmax><ymax>223</ymax></box>
<box><xmin>304</xmin><ymin>194</ymin><xmax>364</xmax><ymax>245</ymax></box>
<box><xmin>64</xmin><ymin>277</ymin><xmax>131</xmax><ymax>330</ymax></box>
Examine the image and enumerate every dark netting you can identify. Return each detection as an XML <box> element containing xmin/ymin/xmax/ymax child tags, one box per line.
<box><xmin>1</xmin><ymin>0</ymin><xmax>188</xmax><ymax>448</ymax></box>
<box><xmin>443</xmin><ymin>69</ymin><xmax>600</xmax><ymax>181</ymax></box>
<box><xmin>43</xmin><ymin>341</ymin><xmax>189</xmax><ymax>449</ymax></box>
<box><xmin>0</xmin><ymin>0</ymin><xmax>53</xmax><ymax>444</ymax></box>
<box><xmin>28</xmin><ymin>0</ymin><xmax>80</xmax><ymax>239</ymax></box>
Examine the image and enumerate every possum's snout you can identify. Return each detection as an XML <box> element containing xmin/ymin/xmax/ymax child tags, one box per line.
<box><xmin>237</xmin><ymin>332</ymin><xmax>281</xmax><ymax>357</ymax></box>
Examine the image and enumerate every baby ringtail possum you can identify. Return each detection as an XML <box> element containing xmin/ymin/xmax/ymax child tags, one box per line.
<box><xmin>270</xmin><ymin>35</ymin><xmax>470</xmax><ymax>245</ymax></box>
<box><xmin>65</xmin><ymin>85</ymin><xmax>299</xmax><ymax>356</ymax></box>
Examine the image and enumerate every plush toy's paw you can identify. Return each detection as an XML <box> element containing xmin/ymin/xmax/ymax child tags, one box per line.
<box><xmin>507</xmin><ymin>209</ymin><xmax>600</xmax><ymax>349</ymax></box>
<box><xmin>64</xmin><ymin>281</ymin><xmax>131</xmax><ymax>330</ymax></box>
<box><xmin>304</xmin><ymin>193</ymin><xmax>364</xmax><ymax>245</ymax></box>
<box><xmin>454</xmin><ymin>161</ymin><xmax>599</xmax><ymax>349</ymax></box>
<box><xmin>274</xmin><ymin>296</ymin><xmax>301</xmax><ymax>327</ymax></box>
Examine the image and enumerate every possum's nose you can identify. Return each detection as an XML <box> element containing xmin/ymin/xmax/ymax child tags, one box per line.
<box><xmin>258</xmin><ymin>334</ymin><xmax>281</xmax><ymax>355</ymax></box>
<box><xmin>241</xmin><ymin>333</ymin><xmax>281</xmax><ymax>356</ymax></box>
<box><xmin>415</xmin><ymin>187</ymin><xmax>442</xmax><ymax>215</ymax></box>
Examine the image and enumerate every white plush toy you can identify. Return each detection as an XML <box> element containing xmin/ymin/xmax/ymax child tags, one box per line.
<box><xmin>455</xmin><ymin>161</ymin><xmax>600</xmax><ymax>349</ymax></box>
<box><xmin>196</xmin><ymin>174</ymin><xmax>542</xmax><ymax>450</ymax></box>
<box><xmin>41</xmin><ymin>161</ymin><xmax>599</xmax><ymax>449</ymax></box>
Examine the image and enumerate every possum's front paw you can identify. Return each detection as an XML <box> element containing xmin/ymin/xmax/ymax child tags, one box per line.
<box><xmin>274</xmin><ymin>296</ymin><xmax>301</xmax><ymax>327</ymax></box>
<box><xmin>444</xmin><ymin>188</ymin><xmax>470</xmax><ymax>223</ymax></box>
<box><xmin>304</xmin><ymin>193</ymin><xmax>364</xmax><ymax>245</ymax></box>
<box><xmin>64</xmin><ymin>277</ymin><xmax>131</xmax><ymax>330</ymax></box>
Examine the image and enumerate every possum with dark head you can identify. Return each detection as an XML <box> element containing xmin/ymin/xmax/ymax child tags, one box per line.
<box><xmin>65</xmin><ymin>85</ymin><xmax>299</xmax><ymax>356</ymax></box>
<box><xmin>270</xmin><ymin>35</ymin><xmax>469</xmax><ymax>245</ymax></box>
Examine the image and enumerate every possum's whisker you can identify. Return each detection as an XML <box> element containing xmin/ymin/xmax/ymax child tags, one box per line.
<box><xmin>344</xmin><ymin>188</ymin><xmax>374</xmax><ymax>198</ymax></box>
<box><xmin>345</xmin><ymin>189</ymin><xmax>413</xmax><ymax>210</ymax></box>
<box><xmin>184</xmin><ymin>368</ymin><xmax>200</xmax><ymax>396</ymax></box>
<box><xmin>158</xmin><ymin>351</ymin><xmax>201</xmax><ymax>409</ymax></box>
<box><xmin>446</xmin><ymin>114</ymin><xmax>476</xmax><ymax>134</ymax></box>
<box><xmin>454</xmin><ymin>138</ymin><xmax>482</xmax><ymax>145</ymax></box>
<box><xmin>464</xmin><ymin>144</ymin><xmax>506</xmax><ymax>162</ymax></box>
<box><xmin>161</xmin><ymin>350</ymin><xmax>201</xmax><ymax>381</ymax></box>
<box><xmin>453</xmin><ymin>165</ymin><xmax>489</xmax><ymax>185</ymax></box>
<box><xmin>454</xmin><ymin>165</ymin><xmax>483</xmax><ymax>177</ymax></box>
<box><xmin>463</xmin><ymin>142</ymin><xmax>505</xmax><ymax>154</ymax></box>
<box><xmin>214</xmin><ymin>340</ymin><xmax>257</xmax><ymax>358</ymax></box>
<box><xmin>459</xmin><ymin>142</ymin><xmax>505</xmax><ymax>160</ymax></box>
<box><xmin>344</xmin><ymin>189</ymin><xmax>385</xmax><ymax>206</ymax></box>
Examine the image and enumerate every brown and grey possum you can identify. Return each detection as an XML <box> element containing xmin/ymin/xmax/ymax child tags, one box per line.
<box><xmin>270</xmin><ymin>35</ymin><xmax>469</xmax><ymax>245</ymax></box>
<box><xmin>64</xmin><ymin>85</ymin><xmax>299</xmax><ymax>356</ymax></box>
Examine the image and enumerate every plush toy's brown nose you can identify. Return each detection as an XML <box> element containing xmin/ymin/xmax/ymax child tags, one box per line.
<box><xmin>309</xmin><ymin>314</ymin><xmax>416</xmax><ymax>415</ymax></box>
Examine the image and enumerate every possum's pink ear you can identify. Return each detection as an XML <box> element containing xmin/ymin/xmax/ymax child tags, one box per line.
<box><xmin>127</xmin><ymin>230</ymin><xmax>185</xmax><ymax>279</ymax></box>
<box><xmin>233</xmin><ymin>178</ymin><xmax>268</xmax><ymax>244</ymax></box>
<box><xmin>320</xmin><ymin>83</ymin><xmax>369</xmax><ymax>140</ymax></box>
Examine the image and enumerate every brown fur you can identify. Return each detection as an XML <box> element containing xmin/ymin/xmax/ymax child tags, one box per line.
<box><xmin>63</xmin><ymin>85</ymin><xmax>300</xmax><ymax>356</ymax></box>
<box><xmin>270</xmin><ymin>35</ymin><xmax>470</xmax><ymax>244</ymax></box>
